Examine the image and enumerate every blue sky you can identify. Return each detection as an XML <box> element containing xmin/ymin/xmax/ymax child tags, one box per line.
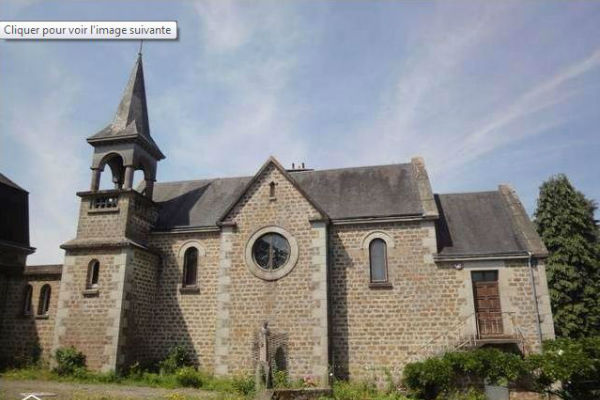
<box><xmin>1</xmin><ymin>1</ymin><xmax>599</xmax><ymax>264</ymax></box>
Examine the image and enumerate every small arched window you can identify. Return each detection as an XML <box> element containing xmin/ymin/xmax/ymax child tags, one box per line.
<box><xmin>38</xmin><ymin>284</ymin><xmax>51</xmax><ymax>316</ymax></box>
<box><xmin>182</xmin><ymin>247</ymin><xmax>198</xmax><ymax>287</ymax></box>
<box><xmin>369</xmin><ymin>239</ymin><xmax>388</xmax><ymax>283</ymax></box>
<box><xmin>87</xmin><ymin>260</ymin><xmax>100</xmax><ymax>289</ymax></box>
<box><xmin>23</xmin><ymin>284</ymin><xmax>33</xmax><ymax>316</ymax></box>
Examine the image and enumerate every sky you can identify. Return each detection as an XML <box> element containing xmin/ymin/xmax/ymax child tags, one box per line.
<box><xmin>1</xmin><ymin>1</ymin><xmax>599</xmax><ymax>265</ymax></box>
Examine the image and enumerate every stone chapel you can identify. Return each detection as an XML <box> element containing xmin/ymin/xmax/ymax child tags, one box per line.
<box><xmin>0</xmin><ymin>54</ymin><xmax>555</xmax><ymax>384</ymax></box>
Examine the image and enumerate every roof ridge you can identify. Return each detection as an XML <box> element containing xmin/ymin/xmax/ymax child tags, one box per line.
<box><xmin>155</xmin><ymin>175</ymin><xmax>252</xmax><ymax>186</ymax></box>
<box><xmin>289</xmin><ymin>162</ymin><xmax>411</xmax><ymax>174</ymax></box>
<box><xmin>156</xmin><ymin>162</ymin><xmax>413</xmax><ymax>186</ymax></box>
<box><xmin>436</xmin><ymin>190</ymin><xmax>500</xmax><ymax>196</ymax></box>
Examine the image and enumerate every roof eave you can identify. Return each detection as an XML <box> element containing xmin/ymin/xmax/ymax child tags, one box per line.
<box><xmin>87</xmin><ymin>134</ymin><xmax>165</xmax><ymax>160</ymax></box>
<box><xmin>331</xmin><ymin>213</ymin><xmax>434</xmax><ymax>225</ymax></box>
<box><xmin>434</xmin><ymin>250</ymin><xmax>548</xmax><ymax>262</ymax></box>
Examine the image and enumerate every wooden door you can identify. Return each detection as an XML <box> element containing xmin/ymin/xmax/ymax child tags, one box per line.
<box><xmin>472</xmin><ymin>271</ymin><xmax>504</xmax><ymax>337</ymax></box>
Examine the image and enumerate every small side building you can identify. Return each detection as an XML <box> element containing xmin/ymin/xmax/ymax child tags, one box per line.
<box><xmin>0</xmin><ymin>173</ymin><xmax>62</xmax><ymax>366</ymax></box>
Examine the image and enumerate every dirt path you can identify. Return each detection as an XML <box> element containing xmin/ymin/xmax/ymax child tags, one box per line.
<box><xmin>0</xmin><ymin>378</ymin><xmax>222</xmax><ymax>400</ymax></box>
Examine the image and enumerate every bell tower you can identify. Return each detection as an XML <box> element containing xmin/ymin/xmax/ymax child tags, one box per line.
<box><xmin>54</xmin><ymin>53</ymin><xmax>164</xmax><ymax>372</ymax></box>
<box><xmin>88</xmin><ymin>52</ymin><xmax>164</xmax><ymax>196</ymax></box>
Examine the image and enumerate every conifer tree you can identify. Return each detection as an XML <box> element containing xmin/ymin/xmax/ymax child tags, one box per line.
<box><xmin>534</xmin><ymin>174</ymin><xmax>600</xmax><ymax>338</ymax></box>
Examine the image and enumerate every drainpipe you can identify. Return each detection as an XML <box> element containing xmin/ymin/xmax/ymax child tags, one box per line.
<box><xmin>527</xmin><ymin>252</ymin><xmax>544</xmax><ymax>346</ymax></box>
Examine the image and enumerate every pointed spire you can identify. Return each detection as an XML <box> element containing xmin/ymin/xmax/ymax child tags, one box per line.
<box><xmin>88</xmin><ymin>53</ymin><xmax>164</xmax><ymax>159</ymax></box>
<box><xmin>111</xmin><ymin>53</ymin><xmax>150</xmax><ymax>138</ymax></box>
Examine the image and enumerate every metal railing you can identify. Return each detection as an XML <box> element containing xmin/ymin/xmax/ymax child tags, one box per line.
<box><xmin>406</xmin><ymin>311</ymin><xmax>526</xmax><ymax>363</ymax></box>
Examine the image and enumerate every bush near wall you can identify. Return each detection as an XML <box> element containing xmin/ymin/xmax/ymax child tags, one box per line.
<box><xmin>401</xmin><ymin>337</ymin><xmax>600</xmax><ymax>400</ymax></box>
<box><xmin>54</xmin><ymin>346</ymin><xmax>86</xmax><ymax>376</ymax></box>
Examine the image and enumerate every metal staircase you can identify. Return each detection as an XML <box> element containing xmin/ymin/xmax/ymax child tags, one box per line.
<box><xmin>406</xmin><ymin>312</ymin><xmax>526</xmax><ymax>363</ymax></box>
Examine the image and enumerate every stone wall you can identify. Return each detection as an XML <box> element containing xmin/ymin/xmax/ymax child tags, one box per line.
<box><xmin>329</xmin><ymin>220</ymin><xmax>457</xmax><ymax>381</ymax></box>
<box><xmin>215</xmin><ymin>163</ymin><xmax>327</xmax><ymax>382</ymax></box>
<box><xmin>146</xmin><ymin>232</ymin><xmax>221</xmax><ymax>369</ymax></box>
<box><xmin>0</xmin><ymin>271</ymin><xmax>60</xmax><ymax>366</ymax></box>
<box><xmin>503</xmin><ymin>259</ymin><xmax>555</xmax><ymax>352</ymax></box>
<box><xmin>75</xmin><ymin>196</ymin><xmax>127</xmax><ymax>240</ymax></box>
<box><xmin>328</xmin><ymin>221</ymin><xmax>553</xmax><ymax>382</ymax></box>
<box><xmin>53</xmin><ymin>250</ymin><xmax>128</xmax><ymax>371</ymax></box>
<box><xmin>124</xmin><ymin>192</ymin><xmax>160</xmax><ymax>245</ymax></box>
<box><xmin>122</xmin><ymin>248</ymin><xmax>160</xmax><ymax>367</ymax></box>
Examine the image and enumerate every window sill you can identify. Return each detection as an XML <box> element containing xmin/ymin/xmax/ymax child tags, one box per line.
<box><xmin>83</xmin><ymin>288</ymin><xmax>100</xmax><ymax>296</ymax></box>
<box><xmin>369</xmin><ymin>282</ymin><xmax>393</xmax><ymax>289</ymax></box>
<box><xmin>35</xmin><ymin>314</ymin><xmax>49</xmax><ymax>320</ymax></box>
<box><xmin>269</xmin><ymin>196</ymin><xmax>277</xmax><ymax>202</ymax></box>
<box><xmin>180</xmin><ymin>286</ymin><xmax>200</xmax><ymax>294</ymax></box>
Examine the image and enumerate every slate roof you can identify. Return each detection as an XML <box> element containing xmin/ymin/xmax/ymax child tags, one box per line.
<box><xmin>151</xmin><ymin>163</ymin><xmax>424</xmax><ymax>230</ymax></box>
<box><xmin>291</xmin><ymin>163</ymin><xmax>422</xmax><ymax>219</ymax></box>
<box><xmin>434</xmin><ymin>191</ymin><xmax>543</xmax><ymax>258</ymax></box>
<box><xmin>152</xmin><ymin>177</ymin><xmax>251</xmax><ymax>230</ymax></box>
<box><xmin>151</xmin><ymin>160</ymin><xmax>545</xmax><ymax>259</ymax></box>
<box><xmin>0</xmin><ymin>173</ymin><xmax>26</xmax><ymax>192</ymax></box>
<box><xmin>87</xmin><ymin>54</ymin><xmax>164</xmax><ymax>159</ymax></box>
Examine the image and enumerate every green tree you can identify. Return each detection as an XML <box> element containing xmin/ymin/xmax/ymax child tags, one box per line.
<box><xmin>534</xmin><ymin>174</ymin><xmax>600</xmax><ymax>338</ymax></box>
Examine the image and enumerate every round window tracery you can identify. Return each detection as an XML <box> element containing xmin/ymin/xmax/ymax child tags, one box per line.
<box><xmin>252</xmin><ymin>233</ymin><xmax>290</xmax><ymax>270</ymax></box>
<box><xmin>245</xmin><ymin>226</ymin><xmax>299</xmax><ymax>281</ymax></box>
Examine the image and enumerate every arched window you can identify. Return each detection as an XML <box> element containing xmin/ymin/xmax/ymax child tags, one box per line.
<box><xmin>23</xmin><ymin>284</ymin><xmax>33</xmax><ymax>316</ymax></box>
<box><xmin>38</xmin><ymin>284</ymin><xmax>51</xmax><ymax>316</ymax></box>
<box><xmin>87</xmin><ymin>260</ymin><xmax>100</xmax><ymax>289</ymax></box>
<box><xmin>369</xmin><ymin>239</ymin><xmax>388</xmax><ymax>283</ymax></box>
<box><xmin>182</xmin><ymin>247</ymin><xmax>198</xmax><ymax>287</ymax></box>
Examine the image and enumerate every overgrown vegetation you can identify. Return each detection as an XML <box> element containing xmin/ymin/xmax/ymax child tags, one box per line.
<box><xmin>159</xmin><ymin>345</ymin><xmax>193</xmax><ymax>375</ymax></box>
<box><xmin>54</xmin><ymin>346</ymin><xmax>87</xmax><ymax>376</ymax></box>
<box><xmin>3</xmin><ymin>338</ymin><xmax>600</xmax><ymax>400</ymax></box>
<box><xmin>534</xmin><ymin>174</ymin><xmax>600</xmax><ymax>338</ymax></box>
<box><xmin>402</xmin><ymin>337</ymin><xmax>600</xmax><ymax>400</ymax></box>
<box><xmin>2</xmin><ymin>345</ymin><xmax>255</xmax><ymax>398</ymax></box>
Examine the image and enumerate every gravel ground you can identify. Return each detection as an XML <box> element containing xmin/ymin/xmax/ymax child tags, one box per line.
<box><xmin>0</xmin><ymin>379</ymin><xmax>222</xmax><ymax>400</ymax></box>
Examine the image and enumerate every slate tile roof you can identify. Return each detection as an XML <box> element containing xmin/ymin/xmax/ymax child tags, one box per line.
<box><xmin>151</xmin><ymin>163</ymin><xmax>423</xmax><ymax>230</ymax></box>
<box><xmin>151</xmin><ymin>162</ymin><xmax>545</xmax><ymax>258</ymax></box>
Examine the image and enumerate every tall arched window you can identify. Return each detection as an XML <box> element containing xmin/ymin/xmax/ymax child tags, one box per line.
<box><xmin>369</xmin><ymin>239</ymin><xmax>388</xmax><ymax>283</ymax></box>
<box><xmin>182</xmin><ymin>247</ymin><xmax>198</xmax><ymax>287</ymax></box>
<box><xmin>87</xmin><ymin>260</ymin><xmax>100</xmax><ymax>289</ymax></box>
<box><xmin>23</xmin><ymin>284</ymin><xmax>33</xmax><ymax>316</ymax></box>
<box><xmin>38</xmin><ymin>284</ymin><xmax>51</xmax><ymax>316</ymax></box>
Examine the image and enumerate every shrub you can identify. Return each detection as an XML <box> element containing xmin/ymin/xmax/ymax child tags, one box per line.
<box><xmin>159</xmin><ymin>345</ymin><xmax>193</xmax><ymax>375</ymax></box>
<box><xmin>331</xmin><ymin>380</ymin><xmax>408</xmax><ymax>400</ymax></box>
<box><xmin>402</xmin><ymin>356</ymin><xmax>453</xmax><ymax>399</ymax></box>
<box><xmin>54</xmin><ymin>346</ymin><xmax>86</xmax><ymax>376</ymax></box>
<box><xmin>402</xmin><ymin>338</ymin><xmax>600</xmax><ymax>400</ymax></box>
<box><xmin>527</xmin><ymin>337</ymin><xmax>600</xmax><ymax>399</ymax></box>
<box><xmin>272</xmin><ymin>369</ymin><xmax>289</xmax><ymax>388</ymax></box>
<box><xmin>231</xmin><ymin>375</ymin><xmax>255</xmax><ymax>395</ymax></box>
<box><xmin>175</xmin><ymin>366</ymin><xmax>202</xmax><ymax>388</ymax></box>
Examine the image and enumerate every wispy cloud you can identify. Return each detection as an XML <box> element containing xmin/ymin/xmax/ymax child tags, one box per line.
<box><xmin>2</xmin><ymin>45</ymin><xmax>87</xmax><ymax>264</ymax></box>
<box><xmin>448</xmin><ymin>49</ymin><xmax>600</xmax><ymax>169</ymax></box>
<box><xmin>154</xmin><ymin>1</ymin><xmax>311</xmax><ymax>178</ymax></box>
<box><xmin>341</xmin><ymin>3</ymin><xmax>600</xmax><ymax>182</ymax></box>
